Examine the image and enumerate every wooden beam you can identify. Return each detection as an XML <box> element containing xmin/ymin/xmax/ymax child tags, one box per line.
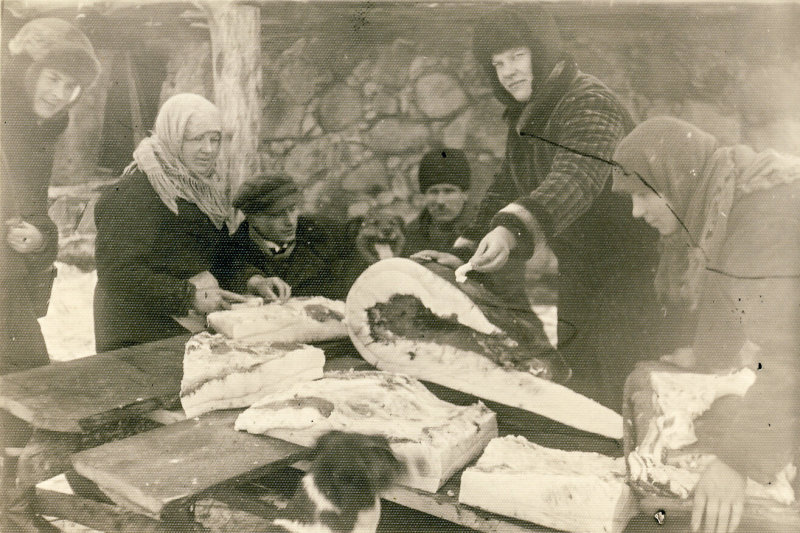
<box><xmin>124</xmin><ymin>52</ymin><xmax>146</xmax><ymax>147</ymax></box>
<box><xmin>34</xmin><ymin>488</ymin><xmax>179</xmax><ymax>533</ymax></box>
<box><xmin>200</xmin><ymin>0</ymin><xmax>262</xmax><ymax>194</ymax></box>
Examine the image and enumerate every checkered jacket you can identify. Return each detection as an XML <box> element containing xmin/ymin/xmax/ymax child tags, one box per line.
<box><xmin>464</xmin><ymin>70</ymin><xmax>636</xmax><ymax>259</ymax></box>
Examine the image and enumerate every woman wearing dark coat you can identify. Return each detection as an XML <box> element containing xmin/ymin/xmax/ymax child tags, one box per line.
<box><xmin>1</xmin><ymin>18</ymin><xmax>100</xmax><ymax>374</ymax></box>
<box><xmin>94</xmin><ymin>93</ymin><xmax>247</xmax><ymax>353</ymax></box>
<box><xmin>614</xmin><ymin>117</ymin><xmax>800</xmax><ymax>533</ymax></box>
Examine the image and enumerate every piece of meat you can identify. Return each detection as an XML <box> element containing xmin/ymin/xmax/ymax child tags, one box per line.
<box><xmin>367</xmin><ymin>294</ymin><xmax>556</xmax><ymax>378</ymax></box>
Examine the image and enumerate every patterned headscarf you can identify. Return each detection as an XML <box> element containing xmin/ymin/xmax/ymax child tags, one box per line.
<box><xmin>613</xmin><ymin>116</ymin><xmax>800</xmax><ymax>309</ymax></box>
<box><xmin>124</xmin><ymin>93</ymin><xmax>235</xmax><ymax>231</ymax></box>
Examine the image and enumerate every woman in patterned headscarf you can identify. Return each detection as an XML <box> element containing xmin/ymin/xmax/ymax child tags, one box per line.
<box><xmin>94</xmin><ymin>93</ymin><xmax>248</xmax><ymax>352</ymax></box>
<box><xmin>613</xmin><ymin>116</ymin><xmax>800</xmax><ymax>533</ymax></box>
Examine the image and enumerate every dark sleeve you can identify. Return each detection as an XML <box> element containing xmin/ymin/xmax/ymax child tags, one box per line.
<box><xmin>94</xmin><ymin>179</ymin><xmax>195</xmax><ymax>315</ymax></box>
<box><xmin>463</xmin><ymin>158</ymin><xmax>516</xmax><ymax>243</ymax></box>
<box><xmin>211</xmin><ymin>224</ymin><xmax>261</xmax><ymax>294</ymax></box>
<box><xmin>491</xmin><ymin>89</ymin><xmax>629</xmax><ymax>247</ymax></box>
<box><xmin>317</xmin><ymin>218</ymin><xmax>366</xmax><ymax>300</ymax></box>
<box><xmin>695</xmin><ymin>190</ymin><xmax>800</xmax><ymax>483</ymax></box>
<box><xmin>22</xmin><ymin>210</ymin><xmax>59</xmax><ymax>273</ymax></box>
<box><xmin>1</xmin><ymin>155</ymin><xmax>59</xmax><ymax>273</ymax></box>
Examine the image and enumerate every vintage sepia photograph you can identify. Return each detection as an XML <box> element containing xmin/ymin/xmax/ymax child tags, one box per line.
<box><xmin>0</xmin><ymin>0</ymin><xmax>798</xmax><ymax>532</ymax></box>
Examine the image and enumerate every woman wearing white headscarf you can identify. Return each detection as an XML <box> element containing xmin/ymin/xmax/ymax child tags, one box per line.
<box><xmin>94</xmin><ymin>93</ymin><xmax>247</xmax><ymax>352</ymax></box>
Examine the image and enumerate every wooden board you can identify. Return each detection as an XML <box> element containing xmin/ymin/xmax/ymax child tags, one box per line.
<box><xmin>0</xmin><ymin>353</ymin><xmax>177</xmax><ymax>433</ymax></box>
<box><xmin>71</xmin><ymin>410</ymin><xmax>306</xmax><ymax>519</ymax></box>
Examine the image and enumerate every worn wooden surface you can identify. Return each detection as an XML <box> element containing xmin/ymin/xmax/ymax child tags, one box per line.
<box><xmin>0</xmin><ymin>335</ymin><xmax>361</xmax><ymax>433</ymax></box>
<box><xmin>0</xmin><ymin>353</ymin><xmax>178</xmax><ymax>433</ymax></box>
<box><xmin>34</xmin><ymin>488</ymin><xmax>181</xmax><ymax>533</ymax></box>
<box><xmin>71</xmin><ymin>409</ymin><xmax>307</xmax><ymax>519</ymax></box>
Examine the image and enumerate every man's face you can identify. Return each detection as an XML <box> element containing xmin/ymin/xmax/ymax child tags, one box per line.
<box><xmin>248</xmin><ymin>199</ymin><xmax>301</xmax><ymax>243</ymax></box>
<box><xmin>32</xmin><ymin>67</ymin><xmax>80</xmax><ymax>119</ymax></box>
<box><xmin>491</xmin><ymin>47</ymin><xmax>534</xmax><ymax>103</ymax></box>
<box><xmin>180</xmin><ymin>117</ymin><xmax>222</xmax><ymax>179</ymax></box>
<box><xmin>424</xmin><ymin>183</ymin><xmax>467</xmax><ymax>224</ymax></box>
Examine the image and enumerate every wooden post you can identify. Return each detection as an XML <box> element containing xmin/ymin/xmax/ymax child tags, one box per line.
<box><xmin>124</xmin><ymin>52</ymin><xmax>146</xmax><ymax>147</ymax></box>
<box><xmin>200</xmin><ymin>0</ymin><xmax>262</xmax><ymax>195</ymax></box>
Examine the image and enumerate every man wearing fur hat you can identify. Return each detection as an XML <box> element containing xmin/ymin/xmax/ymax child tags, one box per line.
<box><xmin>417</xmin><ymin>7</ymin><xmax>665</xmax><ymax>410</ymax></box>
<box><xmin>1</xmin><ymin>17</ymin><xmax>101</xmax><ymax>375</ymax></box>
<box><xmin>231</xmin><ymin>175</ymin><xmax>361</xmax><ymax>302</ymax></box>
<box><xmin>1</xmin><ymin>16</ymin><xmax>100</xmax><ymax>526</ymax></box>
<box><xmin>403</xmin><ymin>148</ymin><xmax>473</xmax><ymax>257</ymax></box>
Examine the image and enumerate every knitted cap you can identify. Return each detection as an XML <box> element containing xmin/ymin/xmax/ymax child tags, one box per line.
<box><xmin>418</xmin><ymin>149</ymin><xmax>471</xmax><ymax>193</ymax></box>
<box><xmin>233</xmin><ymin>175</ymin><xmax>301</xmax><ymax>215</ymax></box>
<box><xmin>8</xmin><ymin>17</ymin><xmax>101</xmax><ymax>88</ymax></box>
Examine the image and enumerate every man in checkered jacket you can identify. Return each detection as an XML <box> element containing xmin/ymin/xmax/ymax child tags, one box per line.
<box><xmin>414</xmin><ymin>7</ymin><xmax>669</xmax><ymax>411</ymax></box>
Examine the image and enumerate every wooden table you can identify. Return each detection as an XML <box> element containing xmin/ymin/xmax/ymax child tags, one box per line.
<box><xmin>2</xmin><ymin>335</ymin><xmax>622</xmax><ymax>532</ymax></box>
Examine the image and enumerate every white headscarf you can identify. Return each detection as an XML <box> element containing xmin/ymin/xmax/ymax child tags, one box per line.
<box><xmin>124</xmin><ymin>93</ymin><xmax>234</xmax><ymax>230</ymax></box>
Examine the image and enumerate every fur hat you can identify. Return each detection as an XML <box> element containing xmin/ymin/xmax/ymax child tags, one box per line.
<box><xmin>8</xmin><ymin>17</ymin><xmax>101</xmax><ymax>89</ymax></box>
<box><xmin>471</xmin><ymin>7</ymin><xmax>564</xmax><ymax>108</ymax></box>
<box><xmin>233</xmin><ymin>175</ymin><xmax>301</xmax><ymax>215</ymax></box>
<box><xmin>418</xmin><ymin>148</ymin><xmax>471</xmax><ymax>193</ymax></box>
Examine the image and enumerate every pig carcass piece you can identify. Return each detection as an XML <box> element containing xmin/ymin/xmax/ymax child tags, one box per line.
<box><xmin>367</xmin><ymin>293</ymin><xmax>561</xmax><ymax>380</ymax></box>
<box><xmin>347</xmin><ymin>259</ymin><xmax>625</xmax><ymax>440</ymax></box>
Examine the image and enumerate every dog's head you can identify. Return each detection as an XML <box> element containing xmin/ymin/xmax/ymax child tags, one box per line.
<box><xmin>309</xmin><ymin>431</ymin><xmax>405</xmax><ymax>512</ymax></box>
<box><xmin>354</xmin><ymin>206</ymin><xmax>406</xmax><ymax>264</ymax></box>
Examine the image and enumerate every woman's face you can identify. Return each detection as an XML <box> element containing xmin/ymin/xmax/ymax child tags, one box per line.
<box><xmin>491</xmin><ymin>47</ymin><xmax>534</xmax><ymax>103</ymax></box>
<box><xmin>631</xmin><ymin>192</ymin><xmax>680</xmax><ymax>236</ymax></box>
<box><xmin>32</xmin><ymin>68</ymin><xmax>80</xmax><ymax>119</ymax></box>
<box><xmin>180</xmin><ymin>117</ymin><xmax>221</xmax><ymax>178</ymax></box>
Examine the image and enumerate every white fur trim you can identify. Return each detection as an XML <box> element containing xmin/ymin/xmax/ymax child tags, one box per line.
<box><xmin>497</xmin><ymin>202</ymin><xmax>544</xmax><ymax>240</ymax></box>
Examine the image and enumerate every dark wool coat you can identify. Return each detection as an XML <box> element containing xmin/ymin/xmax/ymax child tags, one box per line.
<box><xmin>0</xmin><ymin>78</ymin><xmax>64</xmax><ymax>374</ymax></box>
<box><xmin>684</xmin><ymin>181</ymin><xmax>799</xmax><ymax>485</ymax></box>
<box><xmin>228</xmin><ymin>217</ymin><xmax>363</xmax><ymax>301</ymax></box>
<box><xmin>93</xmin><ymin>169</ymin><xmax>238</xmax><ymax>352</ymax></box>
<box><xmin>403</xmin><ymin>208</ymin><xmax>472</xmax><ymax>258</ymax></box>
<box><xmin>459</xmin><ymin>67</ymin><xmax>671</xmax><ymax>410</ymax></box>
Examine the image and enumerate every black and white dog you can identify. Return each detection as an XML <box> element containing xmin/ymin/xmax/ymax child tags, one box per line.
<box><xmin>268</xmin><ymin>431</ymin><xmax>405</xmax><ymax>533</ymax></box>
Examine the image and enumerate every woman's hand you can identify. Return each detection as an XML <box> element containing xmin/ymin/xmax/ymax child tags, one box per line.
<box><xmin>5</xmin><ymin>219</ymin><xmax>44</xmax><ymax>253</ymax></box>
<box><xmin>470</xmin><ymin>226</ymin><xmax>517</xmax><ymax>273</ymax></box>
<box><xmin>410</xmin><ymin>250</ymin><xmax>465</xmax><ymax>269</ymax></box>
<box><xmin>192</xmin><ymin>287</ymin><xmax>250</xmax><ymax>314</ymax></box>
<box><xmin>247</xmin><ymin>274</ymin><xmax>291</xmax><ymax>303</ymax></box>
<box><xmin>692</xmin><ymin>459</ymin><xmax>746</xmax><ymax>533</ymax></box>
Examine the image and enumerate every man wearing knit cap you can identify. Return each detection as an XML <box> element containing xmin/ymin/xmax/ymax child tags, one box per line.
<box><xmin>402</xmin><ymin>148</ymin><xmax>473</xmax><ymax>256</ymax></box>
<box><xmin>230</xmin><ymin>175</ymin><xmax>360</xmax><ymax>301</ymax></box>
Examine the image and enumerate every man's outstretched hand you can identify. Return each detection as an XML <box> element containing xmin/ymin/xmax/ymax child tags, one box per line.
<box><xmin>410</xmin><ymin>250</ymin><xmax>465</xmax><ymax>269</ymax></box>
<box><xmin>470</xmin><ymin>226</ymin><xmax>517</xmax><ymax>273</ymax></box>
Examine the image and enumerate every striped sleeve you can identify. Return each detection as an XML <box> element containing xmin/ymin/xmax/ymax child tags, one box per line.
<box><xmin>492</xmin><ymin>85</ymin><xmax>630</xmax><ymax>240</ymax></box>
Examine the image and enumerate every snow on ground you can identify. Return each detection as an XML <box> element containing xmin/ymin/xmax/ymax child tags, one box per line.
<box><xmin>39</xmin><ymin>262</ymin><xmax>97</xmax><ymax>361</ymax></box>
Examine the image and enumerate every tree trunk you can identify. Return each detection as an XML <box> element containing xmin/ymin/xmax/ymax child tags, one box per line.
<box><xmin>204</xmin><ymin>1</ymin><xmax>262</xmax><ymax>195</ymax></box>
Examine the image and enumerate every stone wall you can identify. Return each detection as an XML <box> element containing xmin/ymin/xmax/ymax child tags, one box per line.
<box><xmin>48</xmin><ymin>2</ymin><xmax>800</xmax><ymax>267</ymax></box>
<box><xmin>223</xmin><ymin>3</ymin><xmax>800</xmax><ymax>221</ymax></box>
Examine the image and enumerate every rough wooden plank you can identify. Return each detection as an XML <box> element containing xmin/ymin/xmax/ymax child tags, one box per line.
<box><xmin>0</xmin><ymin>354</ymin><xmax>176</xmax><ymax>433</ymax></box>
<box><xmin>71</xmin><ymin>410</ymin><xmax>306</xmax><ymax>519</ymax></box>
<box><xmin>34</xmin><ymin>488</ymin><xmax>179</xmax><ymax>533</ymax></box>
